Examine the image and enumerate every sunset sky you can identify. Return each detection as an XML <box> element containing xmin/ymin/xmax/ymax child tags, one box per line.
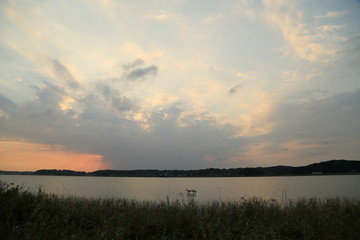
<box><xmin>1</xmin><ymin>0</ymin><xmax>359</xmax><ymax>171</ymax></box>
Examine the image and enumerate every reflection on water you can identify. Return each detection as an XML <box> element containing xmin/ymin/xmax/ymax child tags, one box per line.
<box><xmin>0</xmin><ymin>174</ymin><xmax>359</xmax><ymax>202</ymax></box>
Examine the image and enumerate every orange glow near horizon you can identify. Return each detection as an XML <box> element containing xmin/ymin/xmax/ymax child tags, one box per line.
<box><xmin>0</xmin><ymin>139</ymin><xmax>109</xmax><ymax>172</ymax></box>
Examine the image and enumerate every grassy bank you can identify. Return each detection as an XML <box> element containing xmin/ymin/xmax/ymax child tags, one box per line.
<box><xmin>1</xmin><ymin>181</ymin><xmax>359</xmax><ymax>240</ymax></box>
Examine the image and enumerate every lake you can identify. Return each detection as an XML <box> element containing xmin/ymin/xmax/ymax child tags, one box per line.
<box><xmin>1</xmin><ymin>174</ymin><xmax>359</xmax><ymax>202</ymax></box>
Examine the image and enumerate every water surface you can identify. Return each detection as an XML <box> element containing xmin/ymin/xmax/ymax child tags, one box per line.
<box><xmin>1</xmin><ymin>175</ymin><xmax>359</xmax><ymax>202</ymax></box>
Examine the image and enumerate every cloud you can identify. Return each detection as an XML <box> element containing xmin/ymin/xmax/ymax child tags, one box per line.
<box><xmin>0</xmin><ymin>83</ymin><xmax>70</xmax><ymax>142</ymax></box>
<box><xmin>0</xmin><ymin>88</ymin><xmax>244</xmax><ymax>169</ymax></box>
<box><xmin>30</xmin><ymin>81</ymin><xmax>65</xmax><ymax>106</ymax></box>
<box><xmin>0</xmin><ymin>94</ymin><xmax>17</xmax><ymax>110</ymax></box>
<box><xmin>127</xmin><ymin>65</ymin><xmax>158</xmax><ymax>80</ymax></box>
<box><xmin>316</xmin><ymin>11</ymin><xmax>348</xmax><ymax>19</ymax></box>
<box><xmin>1</xmin><ymin>0</ymin><xmax>359</xmax><ymax>170</ymax></box>
<box><xmin>122</xmin><ymin>59</ymin><xmax>145</xmax><ymax>70</ymax></box>
<box><xmin>51</xmin><ymin>59</ymin><xmax>80</xmax><ymax>89</ymax></box>
<box><xmin>122</xmin><ymin>59</ymin><xmax>158</xmax><ymax>81</ymax></box>
<box><xmin>120</xmin><ymin>106</ymin><xmax>243</xmax><ymax>169</ymax></box>
<box><xmin>261</xmin><ymin>0</ymin><xmax>342</xmax><ymax>62</ymax></box>
<box><xmin>0</xmin><ymin>70</ymin><xmax>245</xmax><ymax>170</ymax></box>
<box><xmin>111</xmin><ymin>96</ymin><xmax>132</xmax><ymax>112</ymax></box>
<box><xmin>224</xmin><ymin>89</ymin><xmax>360</xmax><ymax>166</ymax></box>
<box><xmin>146</xmin><ymin>14</ymin><xmax>168</xmax><ymax>20</ymax></box>
<box><xmin>0</xmin><ymin>94</ymin><xmax>16</xmax><ymax>119</ymax></box>
<box><xmin>92</xmin><ymin>81</ymin><xmax>134</xmax><ymax>112</ymax></box>
<box><xmin>311</xmin><ymin>36</ymin><xmax>360</xmax><ymax>94</ymax></box>
<box><xmin>122</xmin><ymin>43</ymin><xmax>164</xmax><ymax>62</ymax></box>
<box><xmin>318</xmin><ymin>24</ymin><xmax>346</xmax><ymax>32</ymax></box>
<box><xmin>262</xmin><ymin>89</ymin><xmax>360</xmax><ymax>162</ymax></box>
<box><xmin>0</xmin><ymin>109</ymin><xmax>9</xmax><ymax>119</ymax></box>
<box><xmin>235</xmin><ymin>72</ymin><xmax>254</xmax><ymax>79</ymax></box>
<box><xmin>228</xmin><ymin>84</ymin><xmax>242</xmax><ymax>95</ymax></box>
<box><xmin>273</xmin><ymin>90</ymin><xmax>360</xmax><ymax>138</ymax></box>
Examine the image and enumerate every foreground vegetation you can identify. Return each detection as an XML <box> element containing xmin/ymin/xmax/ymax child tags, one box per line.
<box><xmin>1</xmin><ymin>181</ymin><xmax>359</xmax><ymax>240</ymax></box>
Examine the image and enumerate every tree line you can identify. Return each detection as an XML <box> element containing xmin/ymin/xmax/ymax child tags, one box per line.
<box><xmin>23</xmin><ymin>159</ymin><xmax>360</xmax><ymax>177</ymax></box>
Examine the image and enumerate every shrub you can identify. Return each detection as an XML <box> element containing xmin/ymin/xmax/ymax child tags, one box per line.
<box><xmin>1</xmin><ymin>181</ymin><xmax>359</xmax><ymax>240</ymax></box>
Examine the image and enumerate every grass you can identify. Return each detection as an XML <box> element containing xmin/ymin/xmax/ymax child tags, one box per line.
<box><xmin>1</xmin><ymin>181</ymin><xmax>359</xmax><ymax>240</ymax></box>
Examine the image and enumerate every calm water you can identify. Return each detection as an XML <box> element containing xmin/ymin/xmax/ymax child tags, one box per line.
<box><xmin>1</xmin><ymin>175</ymin><xmax>359</xmax><ymax>202</ymax></box>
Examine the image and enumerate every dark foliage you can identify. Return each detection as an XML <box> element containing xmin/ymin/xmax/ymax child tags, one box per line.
<box><xmin>1</xmin><ymin>159</ymin><xmax>359</xmax><ymax>177</ymax></box>
<box><xmin>1</xmin><ymin>181</ymin><xmax>360</xmax><ymax>240</ymax></box>
<box><xmin>34</xmin><ymin>169</ymin><xmax>86</xmax><ymax>176</ymax></box>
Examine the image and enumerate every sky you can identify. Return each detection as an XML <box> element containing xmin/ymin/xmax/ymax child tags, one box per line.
<box><xmin>0</xmin><ymin>0</ymin><xmax>360</xmax><ymax>171</ymax></box>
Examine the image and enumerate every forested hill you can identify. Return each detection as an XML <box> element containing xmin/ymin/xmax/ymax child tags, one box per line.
<box><xmin>1</xmin><ymin>160</ymin><xmax>360</xmax><ymax>177</ymax></box>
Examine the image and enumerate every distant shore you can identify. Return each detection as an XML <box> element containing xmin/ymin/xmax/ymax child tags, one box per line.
<box><xmin>1</xmin><ymin>159</ymin><xmax>359</xmax><ymax>177</ymax></box>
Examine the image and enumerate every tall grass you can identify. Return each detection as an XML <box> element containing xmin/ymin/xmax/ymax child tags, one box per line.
<box><xmin>1</xmin><ymin>181</ymin><xmax>359</xmax><ymax>240</ymax></box>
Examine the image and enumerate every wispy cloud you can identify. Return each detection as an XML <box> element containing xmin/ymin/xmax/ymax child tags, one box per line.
<box><xmin>318</xmin><ymin>24</ymin><xmax>346</xmax><ymax>32</ymax></box>
<box><xmin>51</xmin><ymin>59</ymin><xmax>80</xmax><ymax>89</ymax></box>
<box><xmin>235</xmin><ymin>72</ymin><xmax>254</xmax><ymax>79</ymax></box>
<box><xmin>262</xmin><ymin>0</ymin><xmax>342</xmax><ymax>62</ymax></box>
<box><xmin>145</xmin><ymin>14</ymin><xmax>168</xmax><ymax>20</ymax></box>
<box><xmin>316</xmin><ymin>11</ymin><xmax>348</xmax><ymax>19</ymax></box>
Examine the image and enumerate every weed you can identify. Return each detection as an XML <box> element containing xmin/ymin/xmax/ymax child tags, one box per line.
<box><xmin>1</xmin><ymin>181</ymin><xmax>359</xmax><ymax>240</ymax></box>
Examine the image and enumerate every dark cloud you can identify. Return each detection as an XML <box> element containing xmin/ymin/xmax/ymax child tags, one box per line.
<box><xmin>3</xmin><ymin>50</ymin><xmax>359</xmax><ymax>170</ymax></box>
<box><xmin>0</xmin><ymin>81</ymin><xmax>73</xmax><ymax>142</ymax></box>
<box><xmin>121</xmin><ymin>59</ymin><xmax>158</xmax><ymax>81</ymax></box>
<box><xmin>111</xmin><ymin>97</ymin><xmax>132</xmax><ymax>112</ymax></box>
<box><xmin>2</xmin><ymin>71</ymin><xmax>359</xmax><ymax>169</ymax></box>
<box><xmin>127</xmin><ymin>65</ymin><xmax>158</xmax><ymax>80</ymax></box>
<box><xmin>122</xmin><ymin>59</ymin><xmax>145</xmax><ymax>70</ymax></box>
<box><xmin>260</xmin><ymin>89</ymin><xmax>360</xmax><ymax>163</ymax></box>
<box><xmin>0</xmin><ymin>64</ymin><xmax>240</xmax><ymax>169</ymax></box>
<box><xmin>0</xmin><ymin>93</ymin><xmax>17</xmax><ymax>109</ymax></box>
<box><xmin>228</xmin><ymin>84</ymin><xmax>242</xmax><ymax>95</ymax></box>
<box><xmin>95</xmin><ymin>106</ymin><xmax>243</xmax><ymax>169</ymax></box>
<box><xmin>30</xmin><ymin>81</ymin><xmax>65</xmax><ymax>106</ymax></box>
<box><xmin>51</xmin><ymin>59</ymin><xmax>80</xmax><ymax>89</ymax></box>
<box><xmin>0</xmin><ymin>94</ymin><xmax>17</xmax><ymax>120</ymax></box>
<box><xmin>92</xmin><ymin>81</ymin><xmax>134</xmax><ymax>112</ymax></box>
<box><xmin>0</xmin><ymin>80</ymin><xmax>244</xmax><ymax>169</ymax></box>
<box><xmin>270</xmin><ymin>90</ymin><xmax>360</xmax><ymax>139</ymax></box>
<box><xmin>312</xmin><ymin>36</ymin><xmax>360</xmax><ymax>93</ymax></box>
